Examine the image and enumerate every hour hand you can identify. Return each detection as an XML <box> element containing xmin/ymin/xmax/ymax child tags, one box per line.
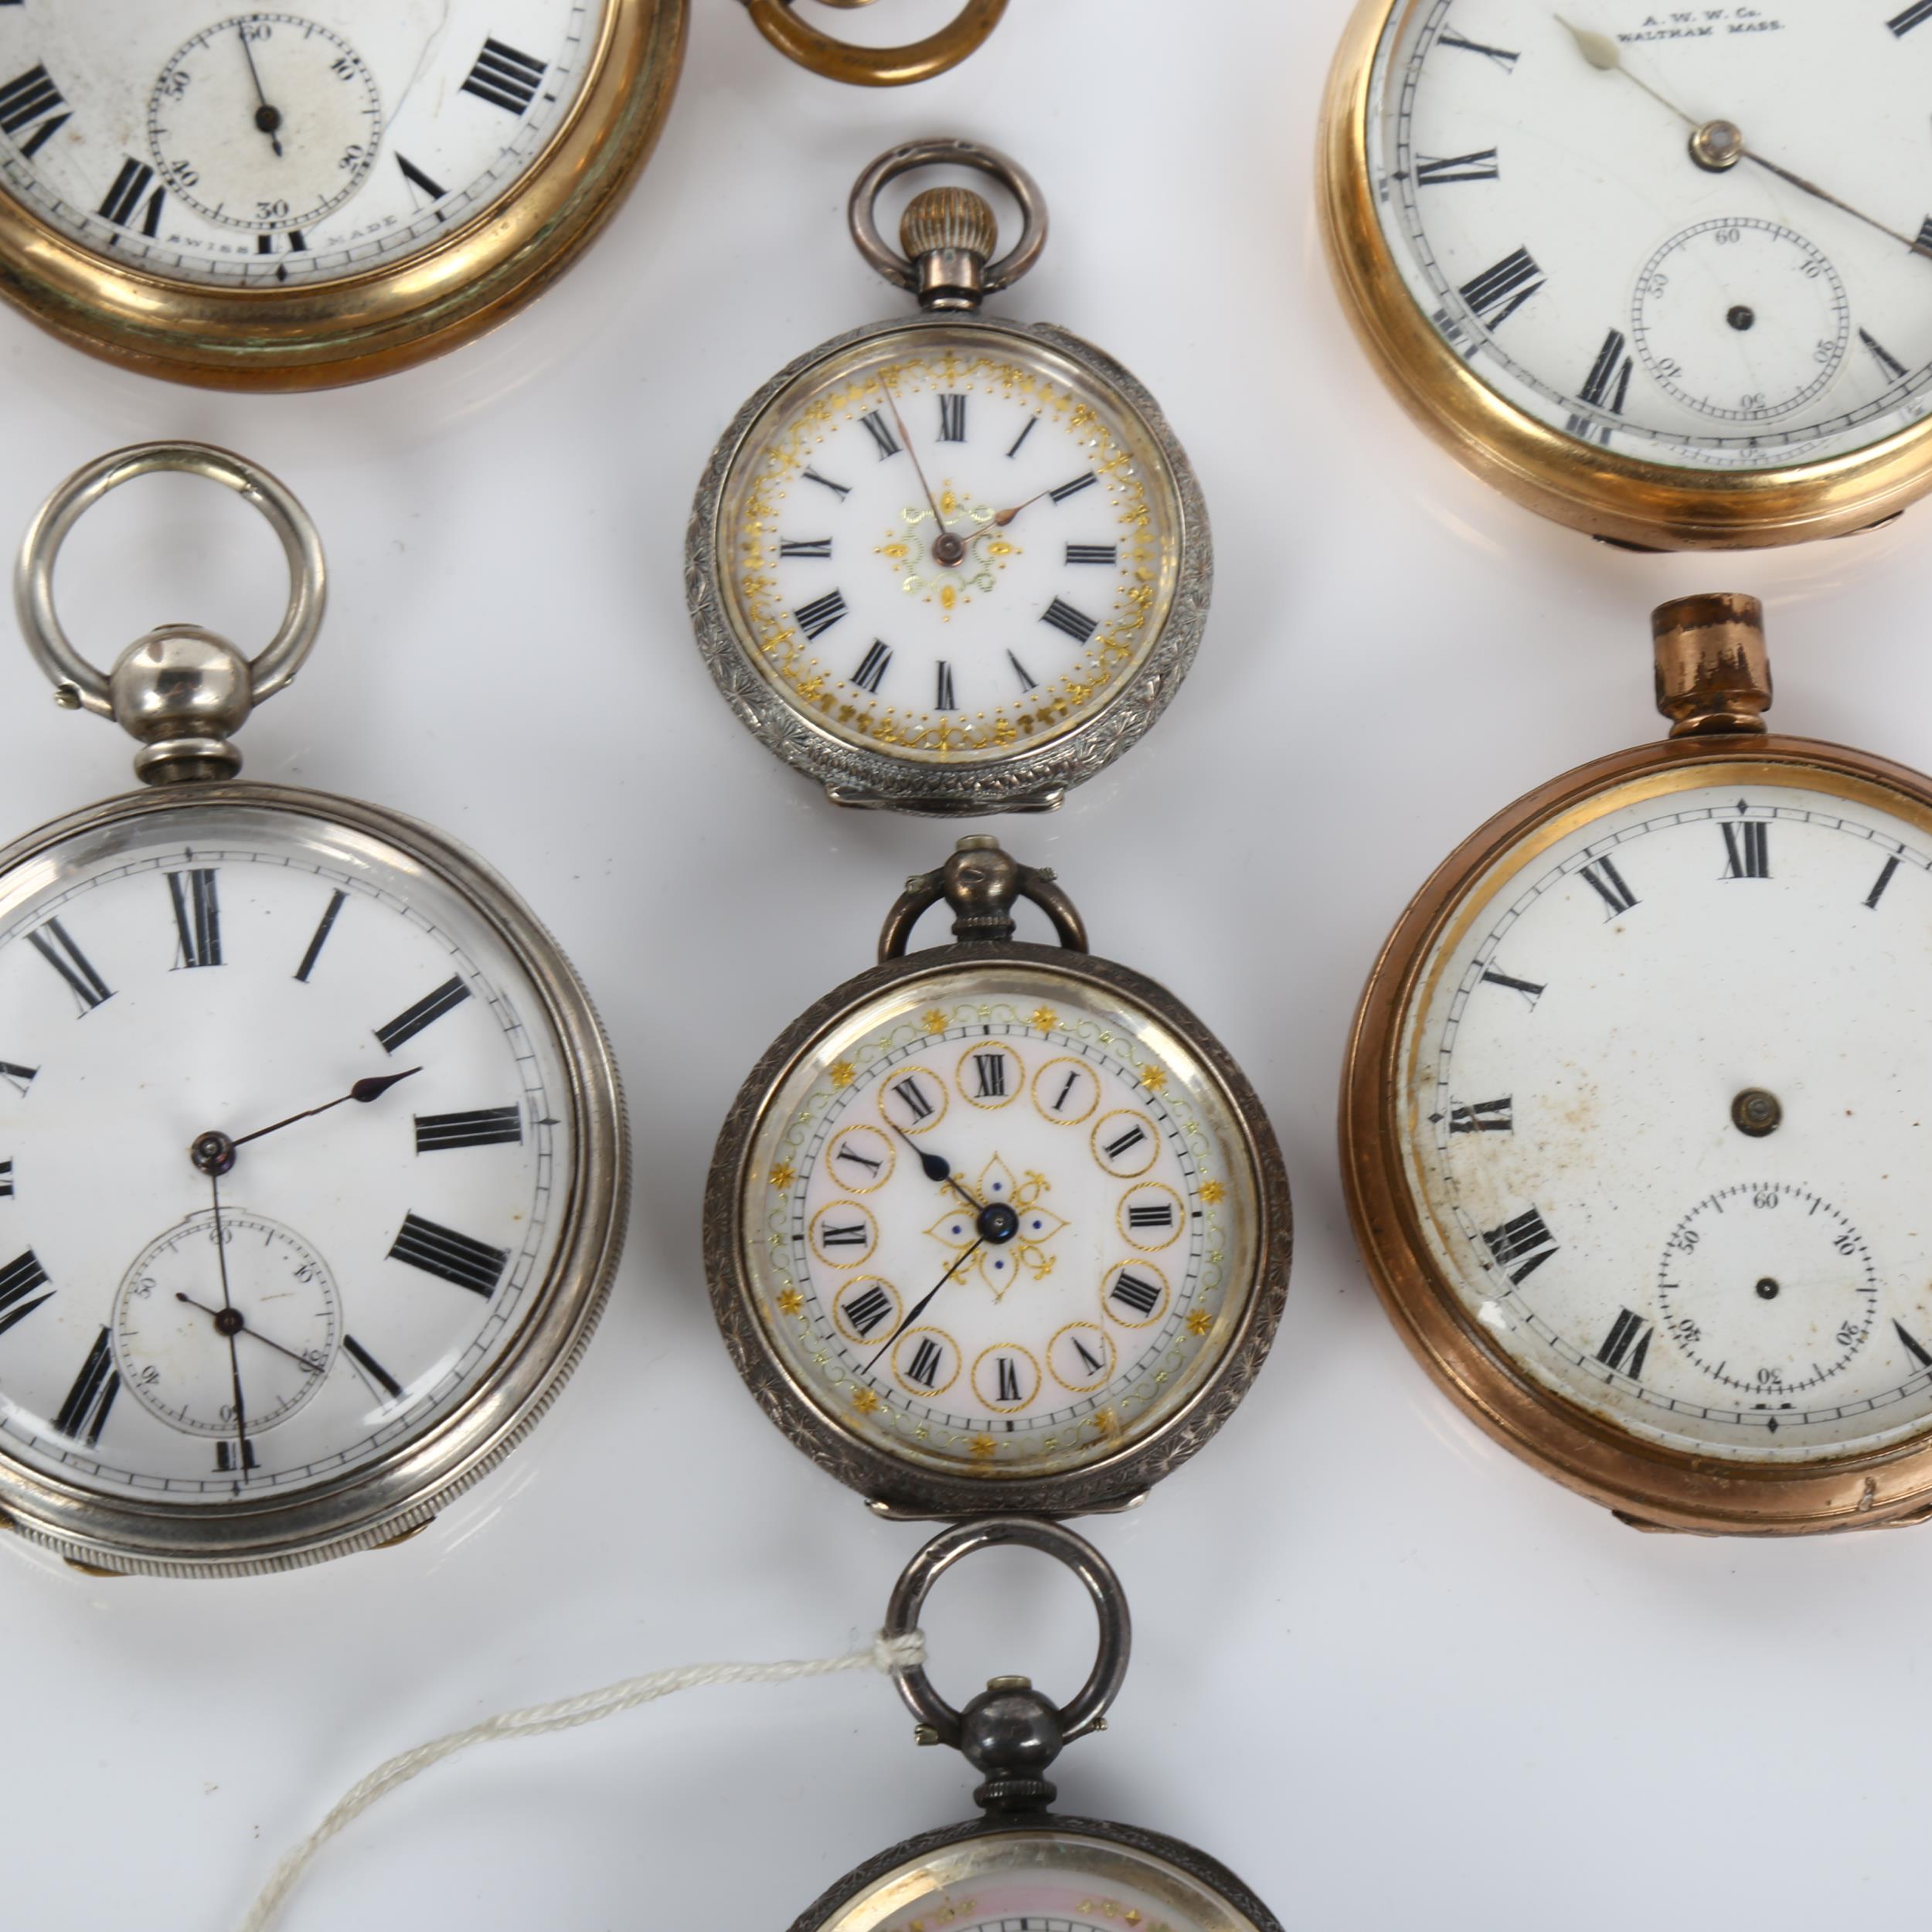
<box><xmin>883</xmin><ymin>1115</ymin><xmax>978</xmax><ymax>1206</ymax></box>
<box><xmin>193</xmin><ymin>1066</ymin><xmax>423</xmax><ymax>1174</ymax></box>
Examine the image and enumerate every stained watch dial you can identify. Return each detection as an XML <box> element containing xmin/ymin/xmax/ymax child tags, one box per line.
<box><xmin>806</xmin><ymin>1826</ymin><xmax>1267</xmax><ymax>1932</ymax></box>
<box><xmin>1399</xmin><ymin>766</ymin><xmax>1932</xmax><ymax>1461</ymax></box>
<box><xmin>0</xmin><ymin>5</ymin><xmax>601</xmax><ymax>287</ymax></box>
<box><xmin>0</xmin><ymin>800</ymin><xmax>578</xmax><ymax>1503</ymax></box>
<box><xmin>742</xmin><ymin>965</ymin><xmax>1260</xmax><ymax>1483</ymax></box>
<box><xmin>719</xmin><ymin>325</ymin><xmax>1182</xmax><ymax>767</ymax></box>
<box><xmin>1368</xmin><ymin>2</ymin><xmax>1932</xmax><ymax>467</ymax></box>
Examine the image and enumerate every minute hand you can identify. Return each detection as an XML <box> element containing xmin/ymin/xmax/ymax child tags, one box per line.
<box><xmin>1741</xmin><ymin>151</ymin><xmax>1932</xmax><ymax>263</ymax></box>
<box><xmin>1554</xmin><ymin>14</ymin><xmax>1932</xmax><ymax>261</ymax></box>
<box><xmin>865</xmin><ymin>1240</ymin><xmax>983</xmax><ymax>1374</ymax></box>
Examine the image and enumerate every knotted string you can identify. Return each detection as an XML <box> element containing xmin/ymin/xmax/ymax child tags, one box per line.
<box><xmin>239</xmin><ymin>1628</ymin><xmax>927</xmax><ymax>1931</ymax></box>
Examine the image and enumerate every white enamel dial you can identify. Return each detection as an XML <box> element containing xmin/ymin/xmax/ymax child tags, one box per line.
<box><xmin>815</xmin><ymin>1827</ymin><xmax>1266</xmax><ymax>1932</ymax></box>
<box><xmin>0</xmin><ymin>5</ymin><xmax>600</xmax><ymax>286</ymax></box>
<box><xmin>719</xmin><ymin>325</ymin><xmax>1182</xmax><ymax>767</ymax></box>
<box><xmin>1367</xmin><ymin>2</ymin><xmax>1932</xmax><ymax>467</ymax></box>
<box><xmin>0</xmin><ymin>798</ymin><xmax>577</xmax><ymax>1504</ymax></box>
<box><xmin>743</xmin><ymin>964</ymin><xmax>1260</xmax><ymax>1484</ymax></box>
<box><xmin>1398</xmin><ymin>766</ymin><xmax>1932</xmax><ymax>1461</ymax></box>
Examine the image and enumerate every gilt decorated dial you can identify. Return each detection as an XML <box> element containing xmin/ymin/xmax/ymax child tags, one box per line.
<box><xmin>0</xmin><ymin>799</ymin><xmax>577</xmax><ymax>1502</ymax></box>
<box><xmin>1400</xmin><ymin>768</ymin><xmax>1932</xmax><ymax>1461</ymax></box>
<box><xmin>744</xmin><ymin>965</ymin><xmax>1259</xmax><ymax>1483</ymax></box>
<box><xmin>0</xmin><ymin>5</ymin><xmax>600</xmax><ymax>286</ymax></box>
<box><xmin>720</xmin><ymin>325</ymin><xmax>1182</xmax><ymax>767</ymax></box>
<box><xmin>1369</xmin><ymin>2</ymin><xmax>1932</xmax><ymax>466</ymax></box>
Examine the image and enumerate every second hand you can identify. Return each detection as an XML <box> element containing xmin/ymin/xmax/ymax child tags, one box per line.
<box><xmin>208</xmin><ymin>1173</ymin><xmax>251</xmax><ymax>1474</ymax></box>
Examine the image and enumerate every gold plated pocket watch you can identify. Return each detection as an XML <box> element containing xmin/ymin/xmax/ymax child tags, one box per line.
<box><xmin>0</xmin><ymin>444</ymin><xmax>625</xmax><ymax>1574</ymax></box>
<box><xmin>793</xmin><ymin>1518</ymin><xmax>1281</xmax><ymax>1932</ymax></box>
<box><xmin>686</xmin><ymin>138</ymin><xmax>1211</xmax><ymax>815</ymax></box>
<box><xmin>1320</xmin><ymin>2</ymin><xmax>1932</xmax><ymax>548</ymax></box>
<box><xmin>706</xmin><ymin>838</ymin><xmax>1288</xmax><ymax>1518</ymax></box>
<box><xmin>0</xmin><ymin>2</ymin><xmax>685</xmax><ymax>388</ymax></box>
<box><xmin>1345</xmin><ymin>593</ymin><xmax>1932</xmax><ymax>1535</ymax></box>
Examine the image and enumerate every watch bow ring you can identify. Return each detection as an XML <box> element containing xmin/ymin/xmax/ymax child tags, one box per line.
<box><xmin>741</xmin><ymin>0</ymin><xmax>1007</xmax><ymax>87</ymax></box>
<box><xmin>15</xmin><ymin>441</ymin><xmax>325</xmax><ymax>752</ymax></box>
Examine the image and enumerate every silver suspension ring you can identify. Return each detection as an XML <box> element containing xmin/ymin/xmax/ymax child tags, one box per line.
<box><xmin>883</xmin><ymin>1515</ymin><xmax>1131</xmax><ymax>1749</ymax></box>
<box><xmin>849</xmin><ymin>137</ymin><xmax>1047</xmax><ymax>294</ymax></box>
<box><xmin>14</xmin><ymin>440</ymin><xmax>326</xmax><ymax>716</ymax></box>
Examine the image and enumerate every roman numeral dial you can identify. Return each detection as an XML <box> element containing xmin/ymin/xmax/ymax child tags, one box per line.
<box><xmin>1397</xmin><ymin>773</ymin><xmax>1932</xmax><ymax>1465</ymax></box>
<box><xmin>1364</xmin><ymin>3</ymin><xmax>1932</xmax><ymax>478</ymax></box>
<box><xmin>0</xmin><ymin>818</ymin><xmax>580</xmax><ymax>1511</ymax></box>
<box><xmin>721</xmin><ymin>337</ymin><xmax>1186</xmax><ymax>776</ymax></box>
<box><xmin>0</xmin><ymin>7</ymin><xmax>604</xmax><ymax>291</ymax></box>
<box><xmin>753</xmin><ymin>978</ymin><xmax>1253</xmax><ymax>1483</ymax></box>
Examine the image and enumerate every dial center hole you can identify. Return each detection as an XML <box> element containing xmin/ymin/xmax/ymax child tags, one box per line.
<box><xmin>214</xmin><ymin>1306</ymin><xmax>246</xmax><ymax>1336</ymax></box>
<box><xmin>1756</xmin><ymin>1277</ymin><xmax>1781</xmax><ymax>1301</ymax></box>
<box><xmin>930</xmin><ymin>531</ymin><xmax>968</xmax><ymax>568</ymax></box>
<box><xmin>1731</xmin><ymin>1088</ymin><xmax>1782</xmax><ymax>1138</ymax></box>
<box><xmin>255</xmin><ymin>104</ymin><xmax>283</xmax><ymax>134</ymax></box>
<box><xmin>1728</xmin><ymin>304</ymin><xmax>1757</xmax><ymax>332</ymax></box>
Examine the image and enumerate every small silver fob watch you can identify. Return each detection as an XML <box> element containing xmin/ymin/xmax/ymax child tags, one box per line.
<box><xmin>706</xmin><ymin>837</ymin><xmax>1289</xmax><ymax>1518</ymax></box>
<box><xmin>687</xmin><ymin>138</ymin><xmax>1212</xmax><ymax>815</ymax></box>
<box><xmin>0</xmin><ymin>444</ymin><xmax>625</xmax><ymax>1576</ymax></box>
<box><xmin>794</xmin><ymin>1517</ymin><xmax>1282</xmax><ymax>1932</ymax></box>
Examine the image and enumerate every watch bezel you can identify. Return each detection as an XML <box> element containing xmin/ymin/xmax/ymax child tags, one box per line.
<box><xmin>685</xmin><ymin>313</ymin><xmax>1212</xmax><ymax>815</ymax></box>
<box><xmin>705</xmin><ymin>941</ymin><xmax>1289</xmax><ymax>1518</ymax></box>
<box><xmin>0</xmin><ymin>781</ymin><xmax>628</xmax><ymax>1576</ymax></box>
<box><xmin>0</xmin><ymin>0</ymin><xmax>686</xmax><ymax>390</ymax></box>
<box><xmin>1342</xmin><ymin>730</ymin><xmax>1932</xmax><ymax>1533</ymax></box>
<box><xmin>1318</xmin><ymin>0</ymin><xmax>1932</xmax><ymax>550</ymax></box>
<box><xmin>788</xmin><ymin>1811</ymin><xmax>1282</xmax><ymax>1932</ymax></box>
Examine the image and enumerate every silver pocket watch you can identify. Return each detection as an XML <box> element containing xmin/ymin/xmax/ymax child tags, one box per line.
<box><xmin>687</xmin><ymin>138</ymin><xmax>1212</xmax><ymax>816</ymax></box>
<box><xmin>706</xmin><ymin>835</ymin><xmax>1289</xmax><ymax>1519</ymax></box>
<box><xmin>0</xmin><ymin>443</ymin><xmax>625</xmax><ymax>1576</ymax></box>
<box><xmin>794</xmin><ymin>1517</ymin><xmax>1282</xmax><ymax>1932</ymax></box>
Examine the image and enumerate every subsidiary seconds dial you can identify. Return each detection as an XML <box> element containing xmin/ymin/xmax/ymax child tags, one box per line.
<box><xmin>148</xmin><ymin>16</ymin><xmax>381</xmax><ymax>235</ymax></box>
<box><xmin>0</xmin><ymin>2</ymin><xmax>604</xmax><ymax>286</ymax></box>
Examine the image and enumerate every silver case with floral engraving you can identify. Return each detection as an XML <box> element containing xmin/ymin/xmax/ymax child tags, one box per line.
<box><xmin>0</xmin><ymin>782</ymin><xmax>628</xmax><ymax>1579</ymax></box>
<box><xmin>789</xmin><ymin>1811</ymin><xmax>1284</xmax><ymax>1932</ymax></box>
<box><xmin>703</xmin><ymin>941</ymin><xmax>1290</xmax><ymax>1519</ymax></box>
<box><xmin>685</xmin><ymin>315</ymin><xmax>1213</xmax><ymax>816</ymax></box>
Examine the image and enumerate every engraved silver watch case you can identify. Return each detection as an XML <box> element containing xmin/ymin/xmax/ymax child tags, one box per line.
<box><xmin>791</xmin><ymin>1518</ymin><xmax>1283</xmax><ymax>1932</ymax></box>
<box><xmin>704</xmin><ymin>837</ymin><xmax>1290</xmax><ymax>1520</ymax></box>
<box><xmin>685</xmin><ymin>138</ymin><xmax>1213</xmax><ymax>816</ymax></box>
<box><xmin>0</xmin><ymin>444</ymin><xmax>626</xmax><ymax>1577</ymax></box>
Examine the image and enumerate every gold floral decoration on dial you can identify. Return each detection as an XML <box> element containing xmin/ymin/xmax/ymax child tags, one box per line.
<box><xmin>722</xmin><ymin>329</ymin><xmax>1180</xmax><ymax>767</ymax></box>
<box><xmin>741</xmin><ymin>966</ymin><xmax>1259</xmax><ymax>1484</ymax></box>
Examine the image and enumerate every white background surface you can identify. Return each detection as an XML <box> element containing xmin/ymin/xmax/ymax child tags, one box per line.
<box><xmin>4</xmin><ymin>3</ymin><xmax>1931</xmax><ymax>1928</ymax></box>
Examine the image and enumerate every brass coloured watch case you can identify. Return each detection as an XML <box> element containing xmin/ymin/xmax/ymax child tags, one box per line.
<box><xmin>1318</xmin><ymin>0</ymin><xmax>1932</xmax><ymax>549</ymax></box>
<box><xmin>0</xmin><ymin>0</ymin><xmax>686</xmax><ymax>390</ymax></box>
<box><xmin>1342</xmin><ymin>597</ymin><xmax>1932</xmax><ymax>1534</ymax></box>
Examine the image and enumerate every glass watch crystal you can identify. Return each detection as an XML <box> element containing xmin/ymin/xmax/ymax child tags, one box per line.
<box><xmin>1321</xmin><ymin>0</ymin><xmax>1932</xmax><ymax>542</ymax></box>
<box><xmin>690</xmin><ymin>138</ymin><xmax>1209</xmax><ymax>813</ymax></box>
<box><xmin>1345</xmin><ymin>593</ymin><xmax>1932</xmax><ymax>1530</ymax></box>
<box><xmin>707</xmin><ymin>838</ymin><xmax>1288</xmax><ymax>1518</ymax></box>
<box><xmin>0</xmin><ymin>443</ymin><xmax>624</xmax><ymax>1573</ymax></box>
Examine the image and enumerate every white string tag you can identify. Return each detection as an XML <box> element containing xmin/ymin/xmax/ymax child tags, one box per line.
<box><xmin>240</xmin><ymin>1627</ymin><xmax>928</xmax><ymax>1932</ymax></box>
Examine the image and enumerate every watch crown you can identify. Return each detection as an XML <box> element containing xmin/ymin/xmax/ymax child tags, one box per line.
<box><xmin>1651</xmin><ymin>593</ymin><xmax>1772</xmax><ymax>738</ymax></box>
<box><xmin>900</xmin><ymin>186</ymin><xmax>997</xmax><ymax>311</ymax></box>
